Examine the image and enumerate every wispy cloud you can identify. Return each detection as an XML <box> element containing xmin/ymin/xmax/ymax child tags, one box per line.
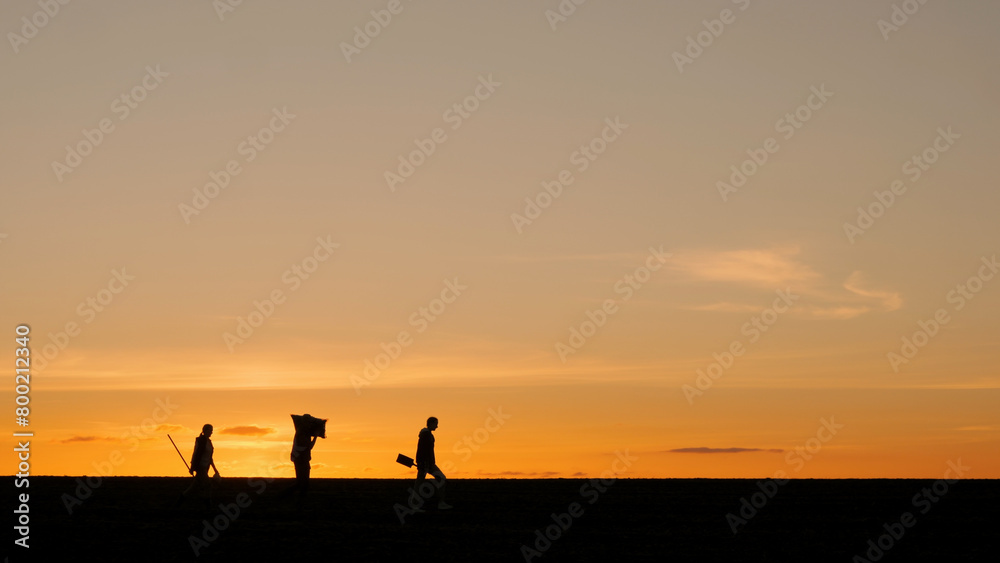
<box><xmin>667</xmin><ymin>447</ymin><xmax>783</xmax><ymax>454</ymax></box>
<box><xmin>670</xmin><ymin>246</ymin><xmax>818</xmax><ymax>287</ymax></box>
<box><xmin>670</xmin><ymin>247</ymin><xmax>901</xmax><ymax>320</ymax></box>
<box><xmin>796</xmin><ymin>271</ymin><xmax>901</xmax><ymax>320</ymax></box>
<box><xmin>842</xmin><ymin>271</ymin><xmax>902</xmax><ymax>311</ymax></box>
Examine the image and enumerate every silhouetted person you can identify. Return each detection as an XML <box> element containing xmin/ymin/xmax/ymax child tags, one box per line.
<box><xmin>178</xmin><ymin>424</ymin><xmax>219</xmax><ymax>508</ymax></box>
<box><xmin>282</xmin><ymin>413</ymin><xmax>325</xmax><ymax>501</ymax></box>
<box><xmin>416</xmin><ymin>416</ymin><xmax>451</xmax><ymax>510</ymax></box>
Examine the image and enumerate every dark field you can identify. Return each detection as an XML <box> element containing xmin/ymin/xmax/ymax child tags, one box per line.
<box><xmin>10</xmin><ymin>477</ymin><xmax>996</xmax><ymax>562</ymax></box>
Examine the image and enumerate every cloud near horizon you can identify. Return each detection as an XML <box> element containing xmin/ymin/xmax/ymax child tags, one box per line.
<box><xmin>219</xmin><ymin>425</ymin><xmax>277</xmax><ymax>437</ymax></box>
<box><xmin>667</xmin><ymin>447</ymin><xmax>784</xmax><ymax>454</ymax></box>
<box><xmin>475</xmin><ymin>470</ymin><xmax>562</xmax><ymax>477</ymax></box>
<box><xmin>54</xmin><ymin>435</ymin><xmax>120</xmax><ymax>444</ymax></box>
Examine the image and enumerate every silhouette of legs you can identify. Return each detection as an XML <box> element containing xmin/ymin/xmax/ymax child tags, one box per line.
<box><xmin>293</xmin><ymin>458</ymin><xmax>310</xmax><ymax>499</ymax></box>
<box><xmin>176</xmin><ymin>470</ymin><xmax>212</xmax><ymax>509</ymax></box>
<box><xmin>416</xmin><ymin>464</ymin><xmax>450</xmax><ymax>509</ymax></box>
<box><xmin>280</xmin><ymin>459</ymin><xmax>311</xmax><ymax>502</ymax></box>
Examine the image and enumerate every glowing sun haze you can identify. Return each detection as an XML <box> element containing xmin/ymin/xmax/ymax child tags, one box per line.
<box><xmin>2</xmin><ymin>0</ymin><xmax>998</xmax><ymax>480</ymax></box>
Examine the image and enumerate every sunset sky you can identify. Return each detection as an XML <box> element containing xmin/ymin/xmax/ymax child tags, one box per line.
<box><xmin>2</xmin><ymin>1</ymin><xmax>998</xmax><ymax>480</ymax></box>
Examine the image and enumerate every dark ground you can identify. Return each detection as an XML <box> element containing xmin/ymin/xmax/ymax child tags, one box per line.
<box><xmin>7</xmin><ymin>477</ymin><xmax>997</xmax><ymax>562</ymax></box>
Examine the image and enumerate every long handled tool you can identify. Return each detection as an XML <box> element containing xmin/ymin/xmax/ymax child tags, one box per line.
<box><xmin>168</xmin><ymin>434</ymin><xmax>191</xmax><ymax>473</ymax></box>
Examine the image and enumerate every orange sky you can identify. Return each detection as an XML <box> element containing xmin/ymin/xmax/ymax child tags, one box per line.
<box><xmin>2</xmin><ymin>1</ymin><xmax>998</xmax><ymax>479</ymax></box>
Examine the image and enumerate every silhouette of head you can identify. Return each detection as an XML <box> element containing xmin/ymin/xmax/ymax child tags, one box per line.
<box><xmin>202</xmin><ymin>424</ymin><xmax>213</xmax><ymax>437</ymax></box>
<box><xmin>427</xmin><ymin>417</ymin><xmax>438</xmax><ymax>431</ymax></box>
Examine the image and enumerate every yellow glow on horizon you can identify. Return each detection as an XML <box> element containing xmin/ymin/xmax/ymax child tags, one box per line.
<box><xmin>3</xmin><ymin>0</ymin><xmax>999</xmax><ymax>480</ymax></box>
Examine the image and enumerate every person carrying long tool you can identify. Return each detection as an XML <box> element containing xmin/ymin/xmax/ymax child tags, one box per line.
<box><xmin>173</xmin><ymin>424</ymin><xmax>220</xmax><ymax>508</ymax></box>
